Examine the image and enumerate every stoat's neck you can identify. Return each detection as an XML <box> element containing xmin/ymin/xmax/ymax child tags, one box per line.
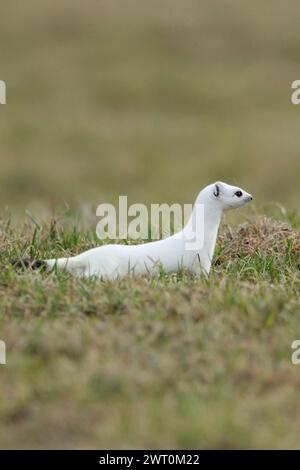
<box><xmin>183</xmin><ymin>203</ymin><xmax>222</xmax><ymax>245</ymax></box>
<box><xmin>181</xmin><ymin>192</ymin><xmax>223</xmax><ymax>272</ymax></box>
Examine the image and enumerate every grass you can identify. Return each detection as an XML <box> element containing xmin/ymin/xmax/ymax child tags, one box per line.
<box><xmin>1</xmin><ymin>213</ymin><xmax>300</xmax><ymax>449</ymax></box>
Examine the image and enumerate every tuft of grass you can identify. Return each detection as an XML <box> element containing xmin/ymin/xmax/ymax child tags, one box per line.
<box><xmin>216</xmin><ymin>217</ymin><xmax>300</xmax><ymax>282</ymax></box>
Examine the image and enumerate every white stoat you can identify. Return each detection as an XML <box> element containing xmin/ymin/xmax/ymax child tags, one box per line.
<box><xmin>16</xmin><ymin>182</ymin><xmax>252</xmax><ymax>280</ymax></box>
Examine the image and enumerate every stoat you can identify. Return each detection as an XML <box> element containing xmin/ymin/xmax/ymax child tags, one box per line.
<box><xmin>13</xmin><ymin>182</ymin><xmax>252</xmax><ymax>280</ymax></box>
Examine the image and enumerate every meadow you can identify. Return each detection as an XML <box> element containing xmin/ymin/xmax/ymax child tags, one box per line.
<box><xmin>1</xmin><ymin>0</ymin><xmax>300</xmax><ymax>449</ymax></box>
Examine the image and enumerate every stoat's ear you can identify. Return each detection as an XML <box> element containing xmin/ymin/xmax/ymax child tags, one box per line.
<box><xmin>213</xmin><ymin>183</ymin><xmax>220</xmax><ymax>197</ymax></box>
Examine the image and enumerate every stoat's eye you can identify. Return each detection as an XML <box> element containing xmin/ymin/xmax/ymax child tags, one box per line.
<box><xmin>235</xmin><ymin>190</ymin><xmax>243</xmax><ymax>198</ymax></box>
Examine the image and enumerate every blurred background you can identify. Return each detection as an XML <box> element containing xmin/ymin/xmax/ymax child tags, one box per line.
<box><xmin>0</xmin><ymin>0</ymin><xmax>300</xmax><ymax>215</ymax></box>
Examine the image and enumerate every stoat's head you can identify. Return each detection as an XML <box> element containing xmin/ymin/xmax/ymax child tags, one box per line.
<box><xmin>202</xmin><ymin>181</ymin><xmax>253</xmax><ymax>211</ymax></box>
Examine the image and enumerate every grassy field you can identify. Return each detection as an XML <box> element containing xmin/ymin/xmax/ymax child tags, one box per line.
<box><xmin>1</xmin><ymin>214</ymin><xmax>300</xmax><ymax>449</ymax></box>
<box><xmin>1</xmin><ymin>0</ymin><xmax>300</xmax><ymax>449</ymax></box>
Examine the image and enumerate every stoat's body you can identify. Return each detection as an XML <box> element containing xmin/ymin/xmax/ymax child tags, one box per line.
<box><xmin>15</xmin><ymin>182</ymin><xmax>252</xmax><ymax>280</ymax></box>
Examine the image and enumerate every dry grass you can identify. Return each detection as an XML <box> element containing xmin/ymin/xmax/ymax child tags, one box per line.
<box><xmin>218</xmin><ymin>216</ymin><xmax>300</xmax><ymax>263</ymax></box>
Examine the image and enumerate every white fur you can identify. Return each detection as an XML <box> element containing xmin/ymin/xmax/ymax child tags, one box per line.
<box><xmin>45</xmin><ymin>182</ymin><xmax>252</xmax><ymax>279</ymax></box>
